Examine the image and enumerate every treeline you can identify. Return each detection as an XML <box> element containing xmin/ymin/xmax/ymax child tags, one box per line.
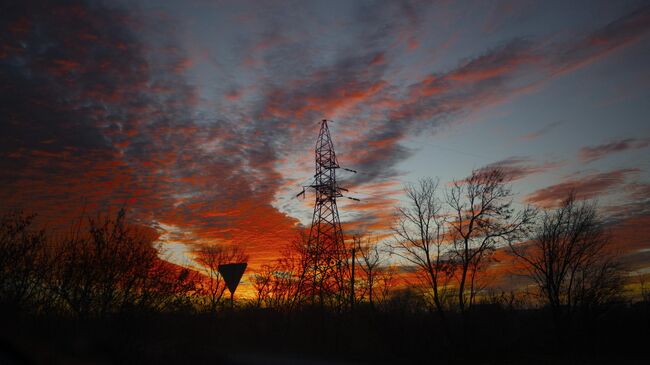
<box><xmin>250</xmin><ymin>168</ymin><xmax>644</xmax><ymax>328</ymax></box>
<box><xmin>1</xmin><ymin>168</ymin><xmax>647</xmax><ymax>321</ymax></box>
<box><xmin>0</xmin><ymin>209</ymin><xmax>204</xmax><ymax>317</ymax></box>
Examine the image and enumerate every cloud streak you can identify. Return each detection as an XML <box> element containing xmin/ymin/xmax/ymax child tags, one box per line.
<box><xmin>580</xmin><ymin>138</ymin><xmax>650</xmax><ymax>162</ymax></box>
<box><xmin>525</xmin><ymin>169</ymin><xmax>640</xmax><ymax>208</ymax></box>
<box><xmin>520</xmin><ymin>121</ymin><xmax>563</xmax><ymax>141</ymax></box>
<box><xmin>478</xmin><ymin>156</ymin><xmax>562</xmax><ymax>182</ymax></box>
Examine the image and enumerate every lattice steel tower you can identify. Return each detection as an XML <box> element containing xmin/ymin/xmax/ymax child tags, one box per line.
<box><xmin>297</xmin><ymin>119</ymin><xmax>353</xmax><ymax>305</ymax></box>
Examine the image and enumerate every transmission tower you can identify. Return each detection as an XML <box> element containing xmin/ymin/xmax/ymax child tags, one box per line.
<box><xmin>296</xmin><ymin>119</ymin><xmax>357</xmax><ymax>305</ymax></box>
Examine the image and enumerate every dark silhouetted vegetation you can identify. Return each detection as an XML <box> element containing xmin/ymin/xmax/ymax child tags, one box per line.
<box><xmin>1</xmin><ymin>169</ymin><xmax>648</xmax><ymax>364</ymax></box>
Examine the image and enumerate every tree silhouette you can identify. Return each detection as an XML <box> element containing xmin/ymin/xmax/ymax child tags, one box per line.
<box><xmin>510</xmin><ymin>193</ymin><xmax>623</xmax><ymax>328</ymax></box>
<box><xmin>447</xmin><ymin>168</ymin><xmax>535</xmax><ymax>314</ymax></box>
<box><xmin>48</xmin><ymin>208</ymin><xmax>199</xmax><ymax>317</ymax></box>
<box><xmin>195</xmin><ymin>245</ymin><xmax>248</xmax><ymax>312</ymax></box>
<box><xmin>391</xmin><ymin>178</ymin><xmax>453</xmax><ymax>317</ymax></box>
<box><xmin>0</xmin><ymin>211</ymin><xmax>50</xmax><ymax>311</ymax></box>
<box><xmin>354</xmin><ymin>235</ymin><xmax>384</xmax><ymax>308</ymax></box>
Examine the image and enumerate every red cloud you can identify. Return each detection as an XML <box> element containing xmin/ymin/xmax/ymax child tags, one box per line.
<box><xmin>525</xmin><ymin>169</ymin><xmax>640</xmax><ymax>208</ymax></box>
<box><xmin>520</xmin><ymin>121</ymin><xmax>563</xmax><ymax>141</ymax></box>
<box><xmin>392</xmin><ymin>6</ymin><xmax>650</xmax><ymax>125</ymax></box>
<box><xmin>446</xmin><ymin>50</ymin><xmax>539</xmax><ymax>83</ymax></box>
<box><xmin>264</xmin><ymin>78</ymin><xmax>387</xmax><ymax>119</ymax></box>
<box><xmin>4</xmin><ymin>1</ymin><xmax>650</xmax><ymax>291</ymax></box>
<box><xmin>609</xmin><ymin>214</ymin><xmax>650</xmax><ymax>256</ymax></box>
<box><xmin>172</xmin><ymin>58</ymin><xmax>193</xmax><ymax>73</ymax></box>
<box><xmin>478</xmin><ymin>156</ymin><xmax>562</xmax><ymax>182</ymax></box>
<box><xmin>579</xmin><ymin>138</ymin><xmax>650</xmax><ymax>162</ymax></box>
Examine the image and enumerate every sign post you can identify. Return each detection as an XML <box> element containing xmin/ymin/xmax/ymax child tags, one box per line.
<box><xmin>217</xmin><ymin>262</ymin><xmax>247</xmax><ymax>309</ymax></box>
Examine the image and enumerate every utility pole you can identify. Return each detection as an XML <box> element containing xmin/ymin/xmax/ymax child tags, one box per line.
<box><xmin>350</xmin><ymin>239</ymin><xmax>356</xmax><ymax>311</ymax></box>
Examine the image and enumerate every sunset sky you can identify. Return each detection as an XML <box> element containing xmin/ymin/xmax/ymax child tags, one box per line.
<box><xmin>2</xmin><ymin>0</ymin><xmax>650</xmax><ymax>290</ymax></box>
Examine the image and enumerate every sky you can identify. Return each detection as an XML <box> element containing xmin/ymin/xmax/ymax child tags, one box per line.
<box><xmin>2</xmin><ymin>0</ymin><xmax>650</xmax><ymax>289</ymax></box>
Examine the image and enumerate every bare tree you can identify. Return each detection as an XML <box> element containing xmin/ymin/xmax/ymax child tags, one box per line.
<box><xmin>49</xmin><ymin>208</ymin><xmax>197</xmax><ymax>316</ymax></box>
<box><xmin>252</xmin><ymin>258</ymin><xmax>300</xmax><ymax>309</ymax></box>
<box><xmin>467</xmin><ymin>249</ymin><xmax>495</xmax><ymax>308</ymax></box>
<box><xmin>638</xmin><ymin>273</ymin><xmax>650</xmax><ymax>303</ymax></box>
<box><xmin>252</xmin><ymin>264</ymin><xmax>274</xmax><ymax>307</ymax></box>
<box><xmin>482</xmin><ymin>289</ymin><xmax>528</xmax><ymax>310</ymax></box>
<box><xmin>195</xmin><ymin>245</ymin><xmax>248</xmax><ymax>312</ymax></box>
<box><xmin>509</xmin><ymin>194</ymin><xmax>622</xmax><ymax>325</ymax></box>
<box><xmin>252</xmin><ymin>231</ymin><xmax>315</xmax><ymax>310</ymax></box>
<box><xmin>374</xmin><ymin>265</ymin><xmax>397</xmax><ymax>308</ymax></box>
<box><xmin>290</xmin><ymin>229</ymin><xmax>323</xmax><ymax>308</ymax></box>
<box><xmin>135</xmin><ymin>258</ymin><xmax>201</xmax><ymax>313</ymax></box>
<box><xmin>447</xmin><ymin>168</ymin><xmax>535</xmax><ymax>313</ymax></box>
<box><xmin>0</xmin><ymin>211</ymin><xmax>51</xmax><ymax>310</ymax></box>
<box><xmin>49</xmin><ymin>208</ymin><xmax>202</xmax><ymax>317</ymax></box>
<box><xmin>354</xmin><ymin>236</ymin><xmax>384</xmax><ymax>307</ymax></box>
<box><xmin>391</xmin><ymin>178</ymin><xmax>454</xmax><ymax>317</ymax></box>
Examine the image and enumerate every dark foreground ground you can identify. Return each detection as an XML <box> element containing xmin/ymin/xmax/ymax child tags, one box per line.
<box><xmin>1</xmin><ymin>303</ymin><xmax>649</xmax><ymax>365</ymax></box>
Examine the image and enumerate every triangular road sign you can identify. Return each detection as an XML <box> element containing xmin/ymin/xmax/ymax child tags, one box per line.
<box><xmin>218</xmin><ymin>262</ymin><xmax>247</xmax><ymax>295</ymax></box>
